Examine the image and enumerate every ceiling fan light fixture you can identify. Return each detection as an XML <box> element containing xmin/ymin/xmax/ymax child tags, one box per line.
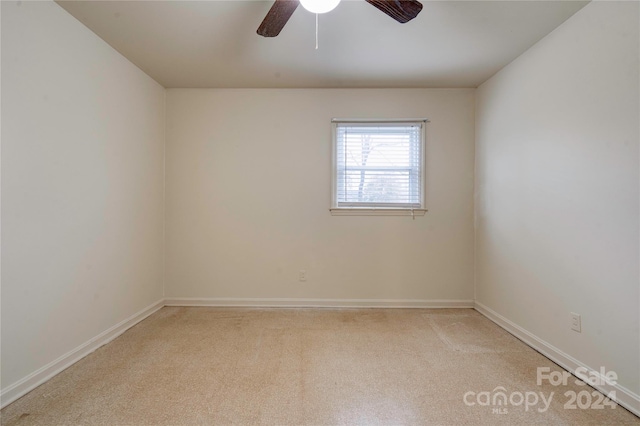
<box><xmin>299</xmin><ymin>0</ymin><xmax>341</xmax><ymax>14</ymax></box>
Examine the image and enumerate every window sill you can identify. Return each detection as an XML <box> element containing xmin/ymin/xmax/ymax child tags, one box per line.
<box><xmin>329</xmin><ymin>208</ymin><xmax>427</xmax><ymax>217</ymax></box>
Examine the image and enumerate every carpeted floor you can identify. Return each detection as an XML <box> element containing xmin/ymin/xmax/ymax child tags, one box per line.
<box><xmin>1</xmin><ymin>307</ymin><xmax>638</xmax><ymax>425</ymax></box>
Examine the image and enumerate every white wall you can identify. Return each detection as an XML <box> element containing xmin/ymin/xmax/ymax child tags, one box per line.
<box><xmin>165</xmin><ymin>89</ymin><xmax>475</xmax><ymax>302</ymax></box>
<box><xmin>1</xmin><ymin>0</ymin><xmax>165</xmax><ymax>392</ymax></box>
<box><xmin>6</xmin><ymin>0</ymin><xmax>637</xmax><ymax>415</ymax></box>
<box><xmin>476</xmin><ymin>0</ymin><xmax>639</xmax><ymax>399</ymax></box>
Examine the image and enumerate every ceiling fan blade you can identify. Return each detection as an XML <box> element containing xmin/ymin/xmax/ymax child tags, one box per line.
<box><xmin>257</xmin><ymin>0</ymin><xmax>300</xmax><ymax>37</ymax></box>
<box><xmin>364</xmin><ymin>0</ymin><xmax>423</xmax><ymax>24</ymax></box>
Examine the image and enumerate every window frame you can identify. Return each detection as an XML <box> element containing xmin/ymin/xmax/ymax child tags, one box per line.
<box><xmin>330</xmin><ymin>118</ymin><xmax>428</xmax><ymax>216</ymax></box>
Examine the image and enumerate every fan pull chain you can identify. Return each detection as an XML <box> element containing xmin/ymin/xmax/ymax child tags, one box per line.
<box><xmin>315</xmin><ymin>13</ymin><xmax>318</xmax><ymax>49</ymax></box>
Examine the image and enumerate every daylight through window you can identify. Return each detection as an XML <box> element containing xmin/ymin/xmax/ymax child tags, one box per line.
<box><xmin>332</xmin><ymin>120</ymin><xmax>426</xmax><ymax>213</ymax></box>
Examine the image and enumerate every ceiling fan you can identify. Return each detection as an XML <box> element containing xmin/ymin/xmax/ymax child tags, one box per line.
<box><xmin>257</xmin><ymin>0</ymin><xmax>423</xmax><ymax>37</ymax></box>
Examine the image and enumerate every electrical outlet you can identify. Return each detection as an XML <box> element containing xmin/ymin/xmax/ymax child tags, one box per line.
<box><xmin>570</xmin><ymin>312</ymin><xmax>581</xmax><ymax>332</ymax></box>
<box><xmin>299</xmin><ymin>270</ymin><xmax>307</xmax><ymax>282</ymax></box>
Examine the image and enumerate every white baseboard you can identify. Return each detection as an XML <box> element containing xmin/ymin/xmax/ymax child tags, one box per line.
<box><xmin>164</xmin><ymin>297</ymin><xmax>475</xmax><ymax>309</ymax></box>
<box><xmin>6</xmin><ymin>298</ymin><xmax>636</xmax><ymax>419</ymax></box>
<box><xmin>0</xmin><ymin>299</ymin><xmax>164</xmax><ymax>409</ymax></box>
<box><xmin>474</xmin><ymin>301</ymin><xmax>640</xmax><ymax>418</ymax></box>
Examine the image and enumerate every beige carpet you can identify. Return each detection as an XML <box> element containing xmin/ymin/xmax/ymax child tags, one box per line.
<box><xmin>1</xmin><ymin>307</ymin><xmax>638</xmax><ymax>425</ymax></box>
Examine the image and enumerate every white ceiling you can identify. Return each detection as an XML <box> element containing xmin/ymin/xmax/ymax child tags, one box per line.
<box><xmin>56</xmin><ymin>0</ymin><xmax>588</xmax><ymax>88</ymax></box>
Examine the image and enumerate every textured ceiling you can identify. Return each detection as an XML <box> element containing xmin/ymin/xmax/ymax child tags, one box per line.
<box><xmin>56</xmin><ymin>0</ymin><xmax>589</xmax><ymax>88</ymax></box>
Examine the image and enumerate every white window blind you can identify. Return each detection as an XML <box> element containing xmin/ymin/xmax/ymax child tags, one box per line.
<box><xmin>333</xmin><ymin>120</ymin><xmax>425</xmax><ymax>210</ymax></box>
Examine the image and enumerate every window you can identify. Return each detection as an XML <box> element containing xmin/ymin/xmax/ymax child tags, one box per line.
<box><xmin>331</xmin><ymin>119</ymin><xmax>427</xmax><ymax>216</ymax></box>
